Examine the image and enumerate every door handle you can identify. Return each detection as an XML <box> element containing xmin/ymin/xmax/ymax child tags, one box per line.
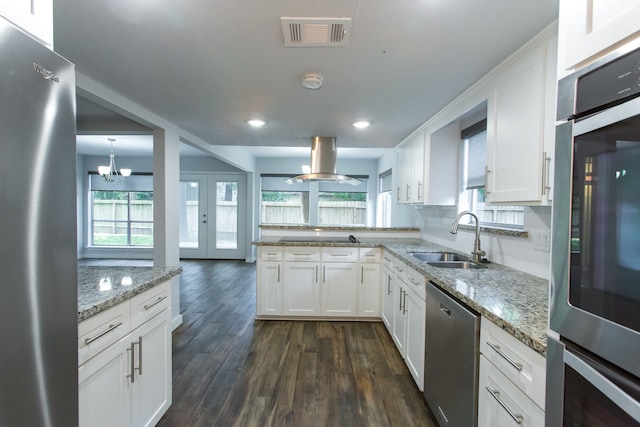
<box><xmin>439</xmin><ymin>303</ymin><xmax>451</xmax><ymax>317</ymax></box>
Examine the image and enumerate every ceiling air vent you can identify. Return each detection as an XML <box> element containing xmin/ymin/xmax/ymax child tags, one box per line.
<box><xmin>281</xmin><ymin>17</ymin><xmax>352</xmax><ymax>47</ymax></box>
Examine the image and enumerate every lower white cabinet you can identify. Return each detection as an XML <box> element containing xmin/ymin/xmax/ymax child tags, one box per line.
<box><xmin>358</xmin><ymin>262</ymin><xmax>381</xmax><ymax>317</ymax></box>
<box><xmin>321</xmin><ymin>262</ymin><xmax>358</xmax><ymax>316</ymax></box>
<box><xmin>479</xmin><ymin>317</ymin><xmax>546</xmax><ymax>426</ymax></box>
<box><xmin>282</xmin><ymin>261</ymin><xmax>321</xmax><ymax>316</ymax></box>
<box><xmin>381</xmin><ymin>265</ymin><xmax>394</xmax><ymax>331</ymax></box>
<box><xmin>478</xmin><ymin>355</ymin><xmax>545</xmax><ymax>427</ymax></box>
<box><xmin>78</xmin><ymin>282</ymin><xmax>172</xmax><ymax>427</ymax></box>
<box><xmin>391</xmin><ymin>274</ymin><xmax>408</xmax><ymax>357</ymax></box>
<box><xmin>257</xmin><ymin>246</ymin><xmax>382</xmax><ymax>319</ymax></box>
<box><xmin>404</xmin><ymin>273</ymin><xmax>426</xmax><ymax>391</ymax></box>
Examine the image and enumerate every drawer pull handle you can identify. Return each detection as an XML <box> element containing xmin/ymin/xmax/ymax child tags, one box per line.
<box><xmin>144</xmin><ymin>295</ymin><xmax>167</xmax><ymax>310</ymax></box>
<box><xmin>84</xmin><ymin>322</ymin><xmax>123</xmax><ymax>345</ymax></box>
<box><xmin>485</xmin><ymin>387</ymin><xmax>523</xmax><ymax>424</ymax></box>
<box><xmin>137</xmin><ymin>336</ymin><xmax>143</xmax><ymax>375</ymax></box>
<box><xmin>293</xmin><ymin>253</ymin><xmax>313</xmax><ymax>256</ymax></box>
<box><xmin>487</xmin><ymin>341</ymin><xmax>523</xmax><ymax>371</ymax></box>
<box><xmin>127</xmin><ymin>341</ymin><xmax>136</xmax><ymax>383</ymax></box>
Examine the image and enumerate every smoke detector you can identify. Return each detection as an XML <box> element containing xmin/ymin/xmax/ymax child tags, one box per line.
<box><xmin>301</xmin><ymin>73</ymin><xmax>323</xmax><ymax>90</ymax></box>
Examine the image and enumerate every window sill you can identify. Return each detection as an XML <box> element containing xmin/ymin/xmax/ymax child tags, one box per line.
<box><xmin>456</xmin><ymin>223</ymin><xmax>528</xmax><ymax>238</ymax></box>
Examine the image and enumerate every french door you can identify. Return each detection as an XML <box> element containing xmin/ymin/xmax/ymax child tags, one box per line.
<box><xmin>179</xmin><ymin>173</ymin><xmax>246</xmax><ymax>259</ymax></box>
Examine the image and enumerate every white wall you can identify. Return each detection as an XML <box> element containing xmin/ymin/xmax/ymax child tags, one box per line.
<box><xmin>180</xmin><ymin>156</ymin><xmax>243</xmax><ymax>172</ymax></box>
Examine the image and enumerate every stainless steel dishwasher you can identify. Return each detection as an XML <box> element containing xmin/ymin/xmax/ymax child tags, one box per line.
<box><xmin>424</xmin><ymin>281</ymin><xmax>480</xmax><ymax>427</ymax></box>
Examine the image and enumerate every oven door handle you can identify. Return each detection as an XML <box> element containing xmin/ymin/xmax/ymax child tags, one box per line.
<box><xmin>564</xmin><ymin>350</ymin><xmax>640</xmax><ymax>422</ymax></box>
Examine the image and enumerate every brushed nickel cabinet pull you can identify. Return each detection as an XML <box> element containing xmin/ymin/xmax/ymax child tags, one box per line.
<box><xmin>144</xmin><ymin>295</ymin><xmax>167</xmax><ymax>310</ymax></box>
<box><xmin>485</xmin><ymin>387</ymin><xmax>523</xmax><ymax>424</ymax></box>
<box><xmin>485</xmin><ymin>166</ymin><xmax>492</xmax><ymax>195</ymax></box>
<box><xmin>84</xmin><ymin>322</ymin><xmax>123</xmax><ymax>345</ymax></box>
<box><xmin>137</xmin><ymin>336</ymin><xmax>143</xmax><ymax>375</ymax></box>
<box><xmin>387</xmin><ymin>276</ymin><xmax>392</xmax><ymax>295</ymax></box>
<box><xmin>487</xmin><ymin>341</ymin><xmax>523</xmax><ymax>371</ymax></box>
<box><xmin>277</xmin><ymin>264</ymin><xmax>280</xmax><ymax>282</ymax></box>
<box><xmin>127</xmin><ymin>342</ymin><xmax>136</xmax><ymax>383</ymax></box>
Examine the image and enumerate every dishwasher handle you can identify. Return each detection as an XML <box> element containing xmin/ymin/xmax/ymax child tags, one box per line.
<box><xmin>439</xmin><ymin>303</ymin><xmax>451</xmax><ymax>317</ymax></box>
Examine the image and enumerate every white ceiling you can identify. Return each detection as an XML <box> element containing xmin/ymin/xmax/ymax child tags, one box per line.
<box><xmin>58</xmin><ymin>0</ymin><xmax>559</xmax><ymax>159</ymax></box>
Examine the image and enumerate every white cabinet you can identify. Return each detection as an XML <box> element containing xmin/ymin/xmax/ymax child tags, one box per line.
<box><xmin>486</xmin><ymin>36</ymin><xmax>556</xmax><ymax>205</ymax></box>
<box><xmin>381</xmin><ymin>264</ymin><xmax>394</xmax><ymax>331</ymax></box>
<box><xmin>358</xmin><ymin>247</ymin><xmax>381</xmax><ymax>317</ymax></box>
<box><xmin>396</xmin><ymin>131</ymin><xmax>424</xmax><ymax>203</ymax></box>
<box><xmin>386</xmin><ymin>256</ymin><xmax>426</xmax><ymax>391</ymax></box>
<box><xmin>391</xmin><ymin>273</ymin><xmax>408</xmax><ymax>357</ymax></box>
<box><xmin>404</xmin><ymin>268</ymin><xmax>426</xmax><ymax>391</ymax></box>
<box><xmin>558</xmin><ymin>0</ymin><xmax>640</xmax><ymax>71</ymax></box>
<box><xmin>282</xmin><ymin>247</ymin><xmax>321</xmax><ymax>316</ymax></box>
<box><xmin>259</xmin><ymin>246</ymin><xmax>382</xmax><ymax>319</ymax></box>
<box><xmin>396</xmin><ymin>127</ymin><xmax>460</xmax><ymax>205</ymax></box>
<box><xmin>256</xmin><ymin>247</ymin><xmax>283</xmax><ymax>316</ymax></box>
<box><xmin>0</xmin><ymin>0</ymin><xmax>53</xmax><ymax>47</ymax></box>
<box><xmin>359</xmin><ymin>262</ymin><xmax>381</xmax><ymax>317</ymax></box>
<box><xmin>478</xmin><ymin>356</ymin><xmax>545</xmax><ymax>427</ymax></box>
<box><xmin>478</xmin><ymin>317</ymin><xmax>546</xmax><ymax>427</ymax></box>
<box><xmin>79</xmin><ymin>337</ymin><xmax>131</xmax><ymax>427</ymax></box>
<box><xmin>283</xmin><ymin>261</ymin><xmax>321</xmax><ymax>316</ymax></box>
<box><xmin>78</xmin><ymin>281</ymin><xmax>172</xmax><ymax>427</ymax></box>
<box><xmin>321</xmin><ymin>262</ymin><xmax>358</xmax><ymax>316</ymax></box>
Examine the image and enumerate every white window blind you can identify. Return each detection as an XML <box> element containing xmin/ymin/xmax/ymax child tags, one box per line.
<box><xmin>462</xmin><ymin>120</ymin><xmax>487</xmax><ymax>190</ymax></box>
<box><xmin>379</xmin><ymin>169</ymin><xmax>392</xmax><ymax>193</ymax></box>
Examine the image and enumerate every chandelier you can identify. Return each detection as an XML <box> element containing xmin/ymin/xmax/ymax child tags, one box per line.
<box><xmin>98</xmin><ymin>138</ymin><xmax>131</xmax><ymax>182</ymax></box>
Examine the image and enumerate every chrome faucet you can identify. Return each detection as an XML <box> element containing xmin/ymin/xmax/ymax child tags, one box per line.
<box><xmin>450</xmin><ymin>211</ymin><xmax>486</xmax><ymax>263</ymax></box>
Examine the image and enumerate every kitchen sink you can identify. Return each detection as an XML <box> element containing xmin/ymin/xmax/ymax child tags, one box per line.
<box><xmin>426</xmin><ymin>261</ymin><xmax>482</xmax><ymax>269</ymax></box>
<box><xmin>409</xmin><ymin>252</ymin><xmax>468</xmax><ymax>262</ymax></box>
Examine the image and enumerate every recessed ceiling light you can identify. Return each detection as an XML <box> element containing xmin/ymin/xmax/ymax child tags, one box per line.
<box><xmin>247</xmin><ymin>119</ymin><xmax>266</xmax><ymax>127</ymax></box>
<box><xmin>353</xmin><ymin>120</ymin><xmax>371</xmax><ymax>129</ymax></box>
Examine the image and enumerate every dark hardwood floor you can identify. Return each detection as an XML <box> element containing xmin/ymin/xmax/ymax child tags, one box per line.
<box><xmin>146</xmin><ymin>259</ymin><xmax>439</xmax><ymax>427</ymax></box>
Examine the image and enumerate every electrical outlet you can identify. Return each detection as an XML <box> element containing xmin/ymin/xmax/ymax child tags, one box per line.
<box><xmin>533</xmin><ymin>231</ymin><xmax>550</xmax><ymax>252</ymax></box>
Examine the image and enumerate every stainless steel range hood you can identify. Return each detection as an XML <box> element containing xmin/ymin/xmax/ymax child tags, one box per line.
<box><xmin>285</xmin><ymin>137</ymin><xmax>361</xmax><ymax>185</ymax></box>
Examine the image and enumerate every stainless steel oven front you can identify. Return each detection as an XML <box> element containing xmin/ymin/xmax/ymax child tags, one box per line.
<box><xmin>548</xmin><ymin>44</ymin><xmax>640</xmax><ymax>425</ymax></box>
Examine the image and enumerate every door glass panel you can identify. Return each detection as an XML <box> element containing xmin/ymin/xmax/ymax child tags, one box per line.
<box><xmin>216</xmin><ymin>181</ymin><xmax>238</xmax><ymax>249</ymax></box>
<box><xmin>179</xmin><ymin>181</ymin><xmax>200</xmax><ymax>248</ymax></box>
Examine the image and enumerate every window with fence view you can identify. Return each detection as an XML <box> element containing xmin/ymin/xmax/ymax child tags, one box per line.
<box><xmin>91</xmin><ymin>191</ymin><xmax>154</xmax><ymax>246</ymax></box>
<box><xmin>260</xmin><ymin>175</ymin><xmax>369</xmax><ymax>226</ymax></box>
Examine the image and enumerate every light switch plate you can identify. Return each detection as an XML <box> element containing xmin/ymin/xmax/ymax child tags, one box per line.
<box><xmin>533</xmin><ymin>231</ymin><xmax>550</xmax><ymax>252</ymax></box>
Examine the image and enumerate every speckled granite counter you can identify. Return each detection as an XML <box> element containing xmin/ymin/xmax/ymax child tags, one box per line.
<box><xmin>253</xmin><ymin>238</ymin><xmax>549</xmax><ymax>356</ymax></box>
<box><xmin>78</xmin><ymin>266</ymin><xmax>182</xmax><ymax>322</ymax></box>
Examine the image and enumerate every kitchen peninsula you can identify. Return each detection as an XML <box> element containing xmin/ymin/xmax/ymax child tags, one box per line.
<box><xmin>77</xmin><ymin>265</ymin><xmax>181</xmax><ymax>427</ymax></box>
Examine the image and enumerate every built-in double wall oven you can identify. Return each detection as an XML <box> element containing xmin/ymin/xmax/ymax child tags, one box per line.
<box><xmin>547</xmin><ymin>44</ymin><xmax>640</xmax><ymax>425</ymax></box>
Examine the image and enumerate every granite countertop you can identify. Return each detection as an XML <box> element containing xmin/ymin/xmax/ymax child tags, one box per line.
<box><xmin>78</xmin><ymin>266</ymin><xmax>182</xmax><ymax>322</ymax></box>
<box><xmin>258</xmin><ymin>225</ymin><xmax>420</xmax><ymax>232</ymax></box>
<box><xmin>254</xmin><ymin>237</ymin><xmax>549</xmax><ymax>356</ymax></box>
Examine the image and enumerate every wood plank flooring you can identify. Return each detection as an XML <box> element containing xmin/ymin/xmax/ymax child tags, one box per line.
<box><xmin>148</xmin><ymin>259</ymin><xmax>439</xmax><ymax>427</ymax></box>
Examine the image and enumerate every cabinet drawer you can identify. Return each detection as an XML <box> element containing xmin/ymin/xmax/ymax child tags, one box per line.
<box><xmin>359</xmin><ymin>247</ymin><xmax>381</xmax><ymax>263</ymax></box>
<box><xmin>405</xmin><ymin>266</ymin><xmax>426</xmax><ymax>301</ymax></box>
<box><xmin>260</xmin><ymin>247</ymin><xmax>283</xmax><ymax>261</ymax></box>
<box><xmin>478</xmin><ymin>355</ymin><xmax>544</xmax><ymax>427</ymax></box>
<box><xmin>130</xmin><ymin>281</ymin><xmax>171</xmax><ymax>331</ymax></box>
<box><xmin>78</xmin><ymin>301</ymin><xmax>131</xmax><ymax>366</ymax></box>
<box><xmin>322</xmin><ymin>247</ymin><xmax>358</xmax><ymax>262</ymax></box>
<box><xmin>480</xmin><ymin>317</ymin><xmax>546</xmax><ymax>409</ymax></box>
<box><xmin>284</xmin><ymin>246</ymin><xmax>321</xmax><ymax>262</ymax></box>
<box><xmin>382</xmin><ymin>250</ymin><xmax>394</xmax><ymax>270</ymax></box>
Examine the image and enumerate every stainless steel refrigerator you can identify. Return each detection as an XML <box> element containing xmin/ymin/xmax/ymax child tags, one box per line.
<box><xmin>0</xmin><ymin>17</ymin><xmax>78</xmax><ymax>427</ymax></box>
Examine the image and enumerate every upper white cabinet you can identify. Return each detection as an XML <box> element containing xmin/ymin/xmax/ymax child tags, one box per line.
<box><xmin>0</xmin><ymin>0</ymin><xmax>53</xmax><ymax>47</ymax></box>
<box><xmin>396</xmin><ymin>132</ymin><xmax>425</xmax><ymax>203</ymax></box>
<box><xmin>486</xmin><ymin>34</ymin><xmax>557</xmax><ymax>205</ymax></box>
<box><xmin>558</xmin><ymin>0</ymin><xmax>640</xmax><ymax>71</ymax></box>
<box><xmin>396</xmin><ymin>128</ymin><xmax>459</xmax><ymax>205</ymax></box>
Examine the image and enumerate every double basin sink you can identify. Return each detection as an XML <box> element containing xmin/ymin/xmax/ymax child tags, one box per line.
<box><xmin>409</xmin><ymin>252</ymin><xmax>481</xmax><ymax>269</ymax></box>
